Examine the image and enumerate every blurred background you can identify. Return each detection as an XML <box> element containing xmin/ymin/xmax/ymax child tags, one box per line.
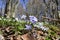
<box><xmin>0</xmin><ymin>0</ymin><xmax>60</xmax><ymax>25</ymax></box>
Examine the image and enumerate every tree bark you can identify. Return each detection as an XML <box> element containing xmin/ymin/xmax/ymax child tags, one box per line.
<box><xmin>4</xmin><ymin>0</ymin><xmax>10</xmax><ymax>17</ymax></box>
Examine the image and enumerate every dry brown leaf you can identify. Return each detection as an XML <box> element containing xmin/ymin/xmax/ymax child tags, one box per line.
<box><xmin>21</xmin><ymin>33</ymin><xmax>35</xmax><ymax>40</ymax></box>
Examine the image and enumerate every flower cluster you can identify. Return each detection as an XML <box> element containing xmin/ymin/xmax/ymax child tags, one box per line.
<box><xmin>40</xmin><ymin>26</ymin><xmax>49</xmax><ymax>31</ymax></box>
<box><xmin>34</xmin><ymin>22</ymin><xmax>49</xmax><ymax>31</ymax></box>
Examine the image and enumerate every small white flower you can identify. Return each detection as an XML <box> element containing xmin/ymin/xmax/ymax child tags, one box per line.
<box><xmin>21</xmin><ymin>15</ymin><xmax>26</xmax><ymax>19</ymax></box>
<box><xmin>40</xmin><ymin>26</ymin><xmax>45</xmax><ymax>30</ymax></box>
<box><xmin>15</xmin><ymin>18</ymin><xmax>18</xmax><ymax>21</ymax></box>
<box><xmin>40</xmin><ymin>26</ymin><xmax>49</xmax><ymax>31</ymax></box>
<box><xmin>34</xmin><ymin>22</ymin><xmax>49</xmax><ymax>31</ymax></box>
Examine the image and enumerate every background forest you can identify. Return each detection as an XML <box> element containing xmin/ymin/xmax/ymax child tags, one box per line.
<box><xmin>0</xmin><ymin>0</ymin><xmax>60</xmax><ymax>24</ymax></box>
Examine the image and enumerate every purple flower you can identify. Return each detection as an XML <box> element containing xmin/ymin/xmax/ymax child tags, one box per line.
<box><xmin>25</xmin><ymin>25</ymin><xmax>32</xmax><ymax>30</ymax></box>
<box><xmin>29</xmin><ymin>16</ymin><xmax>38</xmax><ymax>24</ymax></box>
<box><xmin>30</xmin><ymin>20</ymin><xmax>36</xmax><ymax>24</ymax></box>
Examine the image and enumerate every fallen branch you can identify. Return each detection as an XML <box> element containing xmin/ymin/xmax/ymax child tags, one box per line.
<box><xmin>42</xmin><ymin>16</ymin><xmax>60</xmax><ymax>22</ymax></box>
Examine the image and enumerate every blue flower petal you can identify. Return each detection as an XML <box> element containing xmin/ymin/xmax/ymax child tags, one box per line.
<box><xmin>25</xmin><ymin>25</ymin><xmax>32</xmax><ymax>30</ymax></box>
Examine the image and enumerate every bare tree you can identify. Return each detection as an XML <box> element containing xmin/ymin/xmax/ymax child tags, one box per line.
<box><xmin>26</xmin><ymin>0</ymin><xmax>44</xmax><ymax>19</ymax></box>
<box><xmin>4</xmin><ymin>0</ymin><xmax>19</xmax><ymax>18</ymax></box>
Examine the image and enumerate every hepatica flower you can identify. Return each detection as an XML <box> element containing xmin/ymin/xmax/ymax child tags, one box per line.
<box><xmin>21</xmin><ymin>15</ymin><xmax>26</xmax><ymax>19</ymax></box>
<box><xmin>29</xmin><ymin>16</ymin><xmax>38</xmax><ymax>24</ymax></box>
<box><xmin>30</xmin><ymin>20</ymin><xmax>36</xmax><ymax>24</ymax></box>
<box><xmin>34</xmin><ymin>22</ymin><xmax>49</xmax><ymax>31</ymax></box>
<box><xmin>25</xmin><ymin>25</ymin><xmax>32</xmax><ymax>30</ymax></box>
<box><xmin>34</xmin><ymin>22</ymin><xmax>44</xmax><ymax>28</ymax></box>
<box><xmin>15</xmin><ymin>18</ymin><xmax>19</xmax><ymax>21</ymax></box>
<box><xmin>40</xmin><ymin>26</ymin><xmax>49</xmax><ymax>31</ymax></box>
<box><xmin>44</xmin><ymin>27</ymin><xmax>49</xmax><ymax>31</ymax></box>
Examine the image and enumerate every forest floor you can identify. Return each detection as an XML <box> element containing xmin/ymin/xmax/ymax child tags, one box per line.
<box><xmin>0</xmin><ymin>17</ymin><xmax>60</xmax><ymax>40</ymax></box>
<box><xmin>0</xmin><ymin>24</ymin><xmax>60</xmax><ymax>40</ymax></box>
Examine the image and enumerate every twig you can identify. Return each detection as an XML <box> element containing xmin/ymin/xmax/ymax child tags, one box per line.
<box><xmin>42</xmin><ymin>16</ymin><xmax>60</xmax><ymax>22</ymax></box>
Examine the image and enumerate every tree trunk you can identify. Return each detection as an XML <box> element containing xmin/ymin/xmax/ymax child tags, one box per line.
<box><xmin>4</xmin><ymin>0</ymin><xmax>10</xmax><ymax>17</ymax></box>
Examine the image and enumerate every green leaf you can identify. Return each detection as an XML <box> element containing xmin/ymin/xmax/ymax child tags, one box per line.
<box><xmin>45</xmin><ymin>37</ymin><xmax>51</xmax><ymax>40</ymax></box>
